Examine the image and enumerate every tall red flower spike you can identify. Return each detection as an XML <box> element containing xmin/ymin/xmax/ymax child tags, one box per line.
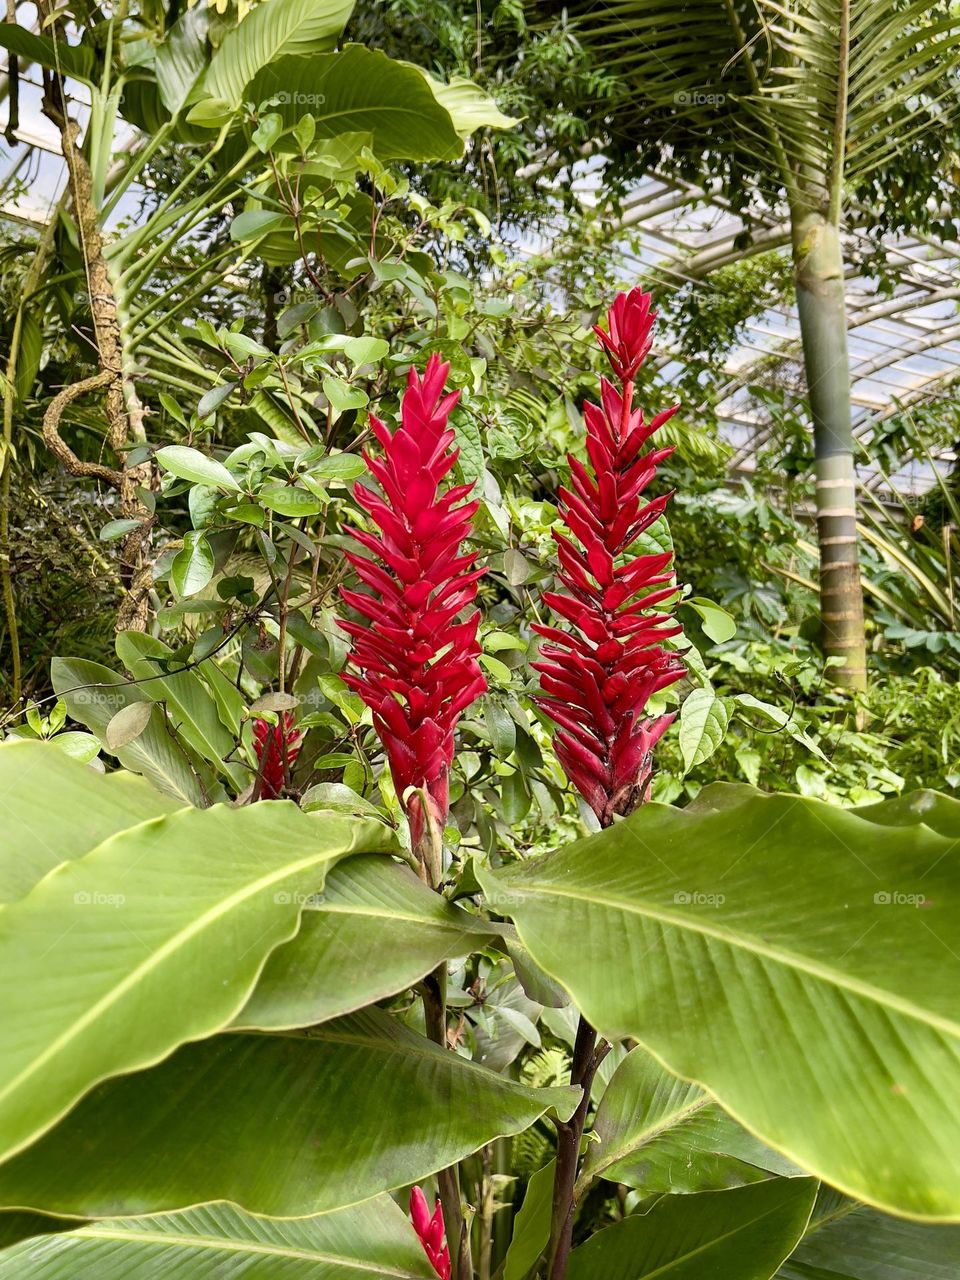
<box><xmin>533</xmin><ymin>288</ymin><xmax>685</xmax><ymax>826</ymax></box>
<box><xmin>251</xmin><ymin>712</ymin><xmax>301</xmax><ymax>799</ymax></box>
<box><xmin>410</xmin><ymin>1187</ymin><xmax>451</xmax><ymax>1280</ymax></box>
<box><xmin>340</xmin><ymin>354</ymin><xmax>487</xmax><ymax>861</ymax></box>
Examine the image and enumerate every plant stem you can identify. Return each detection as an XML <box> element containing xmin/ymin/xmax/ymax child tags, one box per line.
<box><xmin>546</xmin><ymin>1017</ymin><xmax>604</xmax><ymax>1280</ymax></box>
<box><xmin>422</xmin><ymin>959</ymin><xmax>471</xmax><ymax>1280</ymax></box>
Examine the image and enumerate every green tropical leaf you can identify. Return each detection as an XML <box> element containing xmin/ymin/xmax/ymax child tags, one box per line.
<box><xmin>414</xmin><ymin>69</ymin><xmax>520</xmax><ymax>137</ymax></box>
<box><xmin>0</xmin><ymin>739</ymin><xmax>179</xmax><ymax>903</ymax></box>
<box><xmin>242</xmin><ymin>46</ymin><xmax>462</xmax><ymax>161</ymax></box>
<box><xmin>171</xmin><ymin>530</ymin><xmax>216</xmax><ymax>597</ymax></box>
<box><xmin>234</xmin><ymin>854</ymin><xmax>496</xmax><ymax>1030</ymax></box>
<box><xmin>567</xmin><ymin>1177</ymin><xmax>818</xmax><ymax>1280</ymax></box>
<box><xmin>0</xmin><ymin>22</ymin><xmax>94</xmax><ymax>81</ymax></box>
<box><xmin>777</xmin><ymin>1190</ymin><xmax>960</xmax><ymax>1279</ymax></box>
<box><xmin>154</xmin><ymin>4</ymin><xmax>209</xmax><ymax>117</ymax></box>
<box><xmin>503</xmin><ymin>1159</ymin><xmax>556</xmax><ymax>1280</ymax></box>
<box><xmin>197</xmin><ymin>0</ymin><xmax>354</xmax><ymax>114</ymax></box>
<box><xmin>155</xmin><ymin>445</ymin><xmax>241</xmax><ymax>491</ymax></box>
<box><xmin>0</xmin><ymin>1197</ymin><xmax>436</xmax><ymax>1278</ymax></box>
<box><xmin>481</xmin><ymin>784</ymin><xmax>960</xmax><ymax>1218</ymax></box>
<box><xmin>0</xmin><ymin>788</ymin><xmax>390</xmax><ymax>1166</ymax></box>
<box><xmin>51</xmin><ymin>657</ymin><xmax>223</xmax><ymax>805</ymax></box>
<box><xmin>0</xmin><ymin>1010</ymin><xmax>579</xmax><ymax>1217</ymax></box>
<box><xmin>579</xmin><ymin>1046</ymin><xmax>799</xmax><ymax>1197</ymax></box>
<box><xmin>679</xmin><ymin>687</ymin><xmax>730</xmax><ymax>772</ymax></box>
<box><xmin>114</xmin><ymin>633</ymin><xmax>248</xmax><ymax>790</ymax></box>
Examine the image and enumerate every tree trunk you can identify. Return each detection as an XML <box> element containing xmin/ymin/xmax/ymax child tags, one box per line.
<box><xmin>792</xmin><ymin>207</ymin><xmax>867</xmax><ymax>689</ymax></box>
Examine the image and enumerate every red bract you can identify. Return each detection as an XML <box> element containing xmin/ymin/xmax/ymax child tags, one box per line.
<box><xmin>533</xmin><ymin>288</ymin><xmax>685</xmax><ymax>825</ymax></box>
<box><xmin>340</xmin><ymin>354</ymin><xmax>487</xmax><ymax>855</ymax></box>
<box><xmin>410</xmin><ymin>1187</ymin><xmax>451</xmax><ymax>1280</ymax></box>
<box><xmin>251</xmin><ymin>712</ymin><xmax>301</xmax><ymax>799</ymax></box>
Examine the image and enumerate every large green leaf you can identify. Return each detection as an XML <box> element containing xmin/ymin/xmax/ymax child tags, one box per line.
<box><xmin>777</xmin><ymin>1190</ymin><xmax>960</xmax><ymax>1279</ymax></box>
<box><xmin>197</xmin><ymin>0</ymin><xmax>354</xmax><ymax>113</ymax></box>
<box><xmin>482</xmin><ymin>784</ymin><xmax>960</xmax><ymax>1218</ymax></box>
<box><xmin>414</xmin><ymin>69</ymin><xmax>520</xmax><ymax>137</ymax></box>
<box><xmin>0</xmin><ymin>740</ymin><xmax>179</xmax><ymax>903</ymax></box>
<box><xmin>0</xmin><ymin>23</ymin><xmax>94</xmax><ymax>80</ymax></box>
<box><xmin>242</xmin><ymin>46</ymin><xmax>462</xmax><ymax>160</ymax></box>
<box><xmin>114</xmin><ymin>632</ymin><xmax>247</xmax><ymax>790</ymax></box>
<box><xmin>51</xmin><ymin>656</ymin><xmax>220</xmax><ymax>805</ymax></box>
<box><xmin>234</xmin><ymin>854</ymin><xmax>496</xmax><ymax>1030</ymax></box>
<box><xmin>579</xmin><ymin>1046</ymin><xmax>798</xmax><ymax>1197</ymax></box>
<box><xmin>0</xmin><ymin>1197</ymin><xmax>436</xmax><ymax>1278</ymax></box>
<box><xmin>0</xmin><ymin>797</ymin><xmax>389</xmax><ymax>1166</ymax></box>
<box><xmin>567</xmin><ymin>1177</ymin><xmax>818</xmax><ymax>1280</ymax></box>
<box><xmin>0</xmin><ymin>1011</ymin><xmax>579</xmax><ymax>1216</ymax></box>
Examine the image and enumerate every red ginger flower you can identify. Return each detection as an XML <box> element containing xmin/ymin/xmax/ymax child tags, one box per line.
<box><xmin>251</xmin><ymin>712</ymin><xmax>301</xmax><ymax>799</ymax></box>
<box><xmin>339</xmin><ymin>354</ymin><xmax>487</xmax><ymax>854</ymax></box>
<box><xmin>533</xmin><ymin>288</ymin><xmax>685</xmax><ymax>826</ymax></box>
<box><xmin>410</xmin><ymin>1187</ymin><xmax>451</xmax><ymax>1280</ymax></box>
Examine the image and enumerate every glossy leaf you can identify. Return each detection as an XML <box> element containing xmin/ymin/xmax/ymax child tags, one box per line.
<box><xmin>0</xmin><ymin>739</ymin><xmax>178</xmax><ymax>903</ymax></box>
<box><xmin>0</xmin><ymin>798</ymin><xmax>390</xmax><ymax>1165</ymax></box>
<box><xmin>0</xmin><ymin>1197</ymin><xmax>436</xmax><ymax>1278</ymax></box>
<box><xmin>777</xmin><ymin>1190</ymin><xmax>960</xmax><ymax>1279</ymax></box>
<box><xmin>567</xmin><ymin>1177</ymin><xmax>817</xmax><ymax>1280</ymax></box>
<box><xmin>198</xmin><ymin>0</ymin><xmax>354</xmax><ymax>113</ymax></box>
<box><xmin>51</xmin><ymin>657</ymin><xmax>221</xmax><ymax>806</ymax></box>
<box><xmin>679</xmin><ymin>686</ymin><xmax>729</xmax><ymax>772</ymax></box>
<box><xmin>482</xmin><ymin>784</ymin><xmax>960</xmax><ymax>1218</ymax></box>
<box><xmin>503</xmin><ymin>1159</ymin><xmax>556</xmax><ymax>1280</ymax></box>
<box><xmin>245</xmin><ymin>46</ymin><xmax>462</xmax><ymax>160</ymax></box>
<box><xmin>155</xmin><ymin>445</ymin><xmax>241</xmax><ymax>491</ymax></box>
<box><xmin>0</xmin><ymin>1011</ymin><xmax>579</xmax><ymax>1217</ymax></box>
<box><xmin>579</xmin><ymin>1046</ymin><xmax>799</xmax><ymax>1197</ymax></box>
<box><xmin>234</xmin><ymin>854</ymin><xmax>496</xmax><ymax>1030</ymax></box>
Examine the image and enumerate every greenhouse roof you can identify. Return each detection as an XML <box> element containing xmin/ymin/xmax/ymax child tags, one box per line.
<box><xmin>4</xmin><ymin>73</ymin><xmax>959</xmax><ymax>497</ymax></box>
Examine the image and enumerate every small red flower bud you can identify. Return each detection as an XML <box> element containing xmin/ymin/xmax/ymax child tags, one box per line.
<box><xmin>410</xmin><ymin>1187</ymin><xmax>450</xmax><ymax>1278</ymax></box>
<box><xmin>251</xmin><ymin>712</ymin><xmax>301</xmax><ymax>799</ymax></box>
<box><xmin>534</xmin><ymin>288</ymin><xmax>685</xmax><ymax>824</ymax></box>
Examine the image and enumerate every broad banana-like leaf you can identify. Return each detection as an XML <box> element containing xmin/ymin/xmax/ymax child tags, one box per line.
<box><xmin>579</xmin><ymin>1046</ymin><xmax>799</xmax><ymax>1197</ymax></box>
<box><xmin>0</xmin><ymin>1011</ymin><xmax>579</xmax><ymax>1217</ymax></box>
<box><xmin>0</xmin><ymin>1197</ymin><xmax>436</xmax><ymax>1278</ymax></box>
<box><xmin>777</xmin><ymin>1189</ymin><xmax>960</xmax><ymax>1278</ymax></box>
<box><xmin>244</xmin><ymin>46</ymin><xmax>462</xmax><ymax>160</ymax></box>
<box><xmin>0</xmin><ymin>740</ymin><xmax>179</xmax><ymax>902</ymax></box>
<box><xmin>196</xmin><ymin>0</ymin><xmax>354</xmax><ymax>115</ymax></box>
<box><xmin>0</xmin><ymin>794</ymin><xmax>390</xmax><ymax>1166</ymax></box>
<box><xmin>51</xmin><ymin>656</ymin><xmax>220</xmax><ymax>805</ymax></box>
<box><xmin>234</xmin><ymin>854</ymin><xmax>496</xmax><ymax>1030</ymax></box>
<box><xmin>568</xmin><ymin>1177</ymin><xmax>818</xmax><ymax>1280</ymax></box>
<box><xmin>482</xmin><ymin>784</ymin><xmax>960</xmax><ymax>1218</ymax></box>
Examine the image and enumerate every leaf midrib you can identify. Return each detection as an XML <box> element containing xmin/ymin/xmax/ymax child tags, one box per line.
<box><xmin>0</xmin><ymin>818</ymin><xmax>351</xmax><ymax>1111</ymax></box>
<box><xmin>506</xmin><ymin>880</ymin><xmax>960</xmax><ymax>1038</ymax></box>
<box><xmin>582</xmin><ymin>1092</ymin><xmax>709</xmax><ymax>1187</ymax></box>
<box><xmin>75</xmin><ymin>1223</ymin><xmax>422</xmax><ymax>1276</ymax></box>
